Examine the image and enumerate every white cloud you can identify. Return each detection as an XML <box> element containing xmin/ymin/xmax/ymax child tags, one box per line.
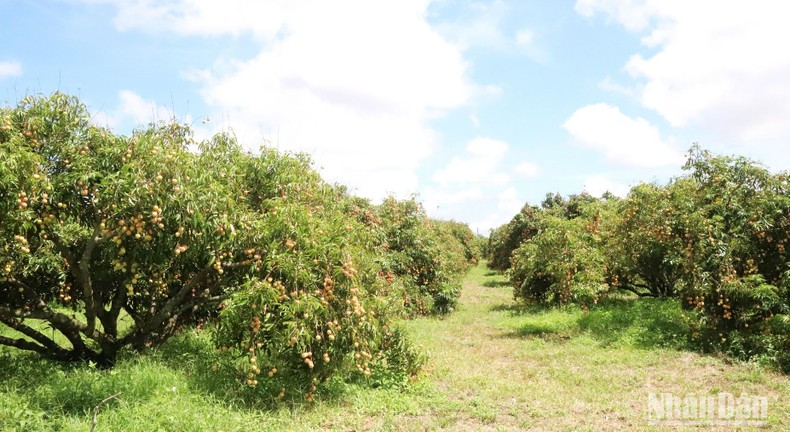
<box><xmin>95</xmin><ymin>0</ymin><xmax>484</xmax><ymax>200</ymax></box>
<box><xmin>470</xmin><ymin>114</ymin><xmax>480</xmax><ymax>128</ymax></box>
<box><xmin>433</xmin><ymin>1</ymin><xmax>544</xmax><ymax>61</ymax></box>
<box><xmin>514</xmin><ymin>161</ymin><xmax>541</xmax><ymax>177</ymax></box>
<box><xmin>597</xmin><ymin>76</ymin><xmax>635</xmax><ymax>97</ymax></box>
<box><xmin>94</xmin><ymin>0</ymin><xmax>292</xmax><ymax>39</ymax></box>
<box><xmin>467</xmin><ymin>186</ymin><xmax>523</xmax><ymax>235</ymax></box>
<box><xmin>91</xmin><ymin>90</ymin><xmax>197</xmax><ymax>135</ymax></box>
<box><xmin>116</xmin><ymin>90</ymin><xmax>179</xmax><ymax>124</ymax></box>
<box><xmin>497</xmin><ymin>186</ymin><xmax>522</xmax><ymax>215</ymax></box>
<box><xmin>516</xmin><ymin>29</ymin><xmax>535</xmax><ymax>48</ymax></box>
<box><xmin>0</xmin><ymin>61</ymin><xmax>22</xmax><ymax>79</ymax></box>
<box><xmin>422</xmin><ymin>187</ymin><xmax>483</xmax><ymax>212</ymax></box>
<box><xmin>515</xmin><ymin>29</ymin><xmax>534</xmax><ymax>47</ymax></box>
<box><xmin>577</xmin><ymin>0</ymin><xmax>790</xmax><ymax>145</ymax></box>
<box><xmin>433</xmin><ymin>137</ymin><xmax>510</xmax><ymax>185</ymax></box>
<box><xmin>583</xmin><ymin>175</ymin><xmax>630</xmax><ymax>197</ymax></box>
<box><xmin>435</xmin><ymin>0</ymin><xmax>511</xmax><ymax>51</ymax></box>
<box><xmin>514</xmin><ymin>27</ymin><xmax>544</xmax><ymax>61</ymax></box>
<box><xmin>564</xmin><ymin>103</ymin><xmax>684</xmax><ymax>167</ymax></box>
<box><xmin>425</xmin><ymin>137</ymin><xmax>537</xmax><ymax>234</ymax></box>
<box><xmin>575</xmin><ymin>0</ymin><xmax>658</xmax><ymax>32</ymax></box>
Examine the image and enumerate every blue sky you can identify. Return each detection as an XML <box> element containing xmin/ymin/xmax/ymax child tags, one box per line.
<box><xmin>3</xmin><ymin>1</ymin><xmax>790</xmax><ymax>234</ymax></box>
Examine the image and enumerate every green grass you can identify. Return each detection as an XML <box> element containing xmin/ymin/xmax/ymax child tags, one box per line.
<box><xmin>2</xmin><ymin>262</ymin><xmax>789</xmax><ymax>431</ymax></box>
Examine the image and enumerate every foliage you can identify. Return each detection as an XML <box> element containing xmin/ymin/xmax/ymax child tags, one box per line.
<box><xmin>3</xmin><ymin>263</ymin><xmax>790</xmax><ymax>430</ymax></box>
<box><xmin>495</xmin><ymin>144</ymin><xmax>790</xmax><ymax>370</ymax></box>
<box><xmin>509</xmin><ymin>201</ymin><xmax>611</xmax><ymax>307</ymax></box>
<box><xmin>487</xmin><ymin>192</ymin><xmax>605</xmax><ymax>273</ymax></box>
<box><xmin>364</xmin><ymin>198</ymin><xmax>474</xmax><ymax>315</ymax></box>
<box><xmin>486</xmin><ymin>203</ymin><xmax>541</xmax><ymax>271</ymax></box>
<box><xmin>601</xmin><ymin>182</ymin><xmax>689</xmax><ymax>298</ymax></box>
<box><xmin>432</xmin><ymin>219</ymin><xmax>480</xmax><ymax>266</ymax></box>
<box><xmin>673</xmin><ymin>146</ymin><xmax>790</xmax><ymax>370</ymax></box>
<box><xmin>0</xmin><ymin>93</ymin><xmax>481</xmax><ymax>393</ymax></box>
<box><xmin>0</xmin><ymin>93</ymin><xmax>245</xmax><ymax>366</ymax></box>
<box><xmin>541</xmin><ymin>191</ymin><xmax>600</xmax><ymax>220</ymax></box>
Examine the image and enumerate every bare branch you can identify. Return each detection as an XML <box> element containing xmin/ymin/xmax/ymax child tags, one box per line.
<box><xmin>119</xmin><ymin>259</ymin><xmax>244</xmax><ymax>346</ymax></box>
<box><xmin>97</xmin><ymin>285</ymin><xmax>128</xmax><ymax>340</ymax></box>
<box><xmin>109</xmin><ymin>284</ymin><xmax>127</xmax><ymax>317</ymax></box>
<box><xmin>90</xmin><ymin>392</ymin><xmax>122</xmax><ymax>432</ymax></box>
<box><xmin>4</xmin><ymin>278</ymin><xmax>49</xmax><ymax>310</ymax></box>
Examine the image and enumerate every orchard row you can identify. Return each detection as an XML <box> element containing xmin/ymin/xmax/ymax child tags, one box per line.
<box><xmin>0</xmin><ymin>93</ymin><xmax>478</xmax><ymax>399</ymax></box>
<box><xmin>487</xmin><ymin>145</ymin><xmax>790</xmax><ymax>372</ymax></box>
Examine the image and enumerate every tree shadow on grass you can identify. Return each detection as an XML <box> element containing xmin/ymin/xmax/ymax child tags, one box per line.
<box><xmin>490</xmin><ymin>301</ymin><xmax>558</xmax><ymax>317</ymax></box>
<box><xmin>494</xmin><ymin>297</ymin><xmax>692</xmax><ymax>351</ymax></box>
<box><xmin>508</xmin><ymin>324</ymin><xmax>576</xmax><ymax>343</ymax></box>
<box><xmin>0</xmin><ymin>347</ymin><xmax>154</xmax><ymax>417</ymax></box>
<box><xmin>482</xmin><ymin>279</ymin><xmax>511</xmax><ymax>288</ymax></box>
<box><xmin>576</xmin><ymin>297</ymin><xmax>692</xmax><ymax>350</ymax></box>
<box><xmin>492</xmin><ymin>301</ymin><xmax>579</xmax><ymax>343</ymax></box>
<box><xmin>138</xmin><ymin>330</ymin><xmax>364</xmax><ymax>411</ymax></box>
<box><xmin>0</xmin><ymin>329</ymin><xmax>365</xmax><ymax>419</ymax></box>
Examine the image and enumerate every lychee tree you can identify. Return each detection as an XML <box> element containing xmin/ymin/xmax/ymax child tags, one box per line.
<box><xmin>0</xmin><ymin>93</ymin><xmax>427</xmax><ymax>390</ymax></box>
<box><xmin>509</xmin><ymin>203</ymin><xmax>610</xmax><ymax>306</ymax></box>
<box><xmin>601</xmin><ymin>181</ymin><xmax>689</xmax><ymax>298</ymax></box>
<box><xmin>486</xmin><ymin>203</ymin><xmax>541</xmax><ymax>271</ymax></box>
<box><xmin>672</xmin><ymin>147</ymin><xmax>790</xmax><ymax>361</ymax></box>
<box><xmin>369</xmin><ymin>197</ymin><xmax>467</xmax><ymax>314</ymax></box>
<box><xmin>0</xmin><ymin>93</ymin><xmax>273</xmax><ymax>365</ymax></box>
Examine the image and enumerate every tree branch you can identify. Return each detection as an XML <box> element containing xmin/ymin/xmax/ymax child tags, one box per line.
<box><xmin>171</xmin><ymin>293</ymin><xmax>225</xmax><ymax>321</ymax></box>
<box><xmin>0</xmin><ymin>335</ymin><xmax>48</xmax><ymax>354</ymax></box>
<box><xmin>0</xmin><ymin>308</ymin><xmax>71</xmax><ymax>358</ymax></box>
<box><xmin>48</xmin><ymin>230</ymin><xmax>77</xmax><ymax>267</ymax></box>
<box><xmin>79</xmin><ymin>221</ymin><xmax>103</xmax><ymax>335</ymax></box>
<box><xmin>162</xmin><ymin>260</ymin><xmax>246</xmax><ymax>319</ymax></box>
<box><xmin>97</xmin><ymin>285</ymin><xmax>127</xmax><ymax>340</ymax></box>
<box><xmin>45</xmin><ymin>228</ymin><xmax>113</xmax><ymax>350</ymax></box>
<box><xmin>4</xmin><ymin>279</ymin><xmax>82</xmax><ymax>328</ymax></box>
<box><xmin>5</xmin><ymin>278</ymin><xmax>49</xmax><ymax>310</ymax></box>
<box><xmin>109</xmin><ymin>283</ymin><xmax>127</xmax><ymax>318</ymax></box>
<box><xmin>90</xmin><ymin>392</ymin><xmax>122</xmax><ymax>432</ymax></box>
<box><xmin>614</xmin><ymin>283</ymin><xmax>658</xmax><ymax>298</ymax></box>
<box><xmin>3</xmin><ymin>278</ymin><xmax>92</xmax><ymax>354</ymax></box>
<box><xmin>119</xmin><ymin>263</ymin><xmax>216</xmax><ymax>345</ymax></box>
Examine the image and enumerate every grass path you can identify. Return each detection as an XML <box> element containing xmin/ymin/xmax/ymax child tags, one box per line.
<box><xmin>2</xmin><ymin>262</ymin><xmax>789</xmax><ymax>431</ymax></box>
<box><xmin>340</xmin><ymin>262</ymin><xmax>790</xmax><ymax>431</ymax></box>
